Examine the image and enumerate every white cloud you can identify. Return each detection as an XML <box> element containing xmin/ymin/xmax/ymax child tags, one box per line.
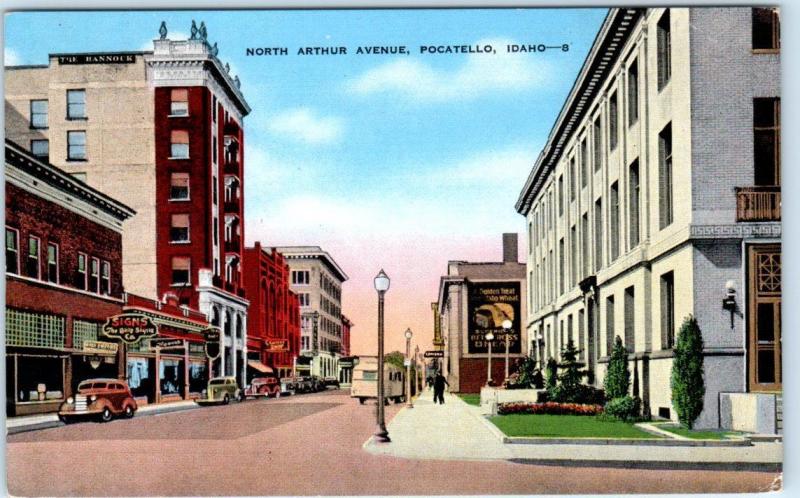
<box><xmin>4</xmin><ymin>48</ymin><xmax>21</xmax><ymax>66</ymax></box>
<box><xmin>346</xmin><ymin>38</ymin><xmax>549</xmax><ymax>102</ymax></box>
<box><xmin>417</xmin><ymin>145</ymin><xmax>538</xmax><ymax>186</ymax></box>
<box><xmin>266</xmin><ymin>107</ymin><xmax>344</xmax><ymax>145</ymax></box>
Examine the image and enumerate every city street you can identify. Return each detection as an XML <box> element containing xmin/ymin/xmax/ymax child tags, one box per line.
<box><xmin>6</xmin><ymin>390</ymin><xmax>778</xmax><ymax>496</ymax></box>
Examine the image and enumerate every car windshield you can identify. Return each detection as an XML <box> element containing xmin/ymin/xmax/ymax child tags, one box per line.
<box><xmin>209</xmin><ymin>379</ymin><xmax>227</xmax><ymax>386</ymax></box>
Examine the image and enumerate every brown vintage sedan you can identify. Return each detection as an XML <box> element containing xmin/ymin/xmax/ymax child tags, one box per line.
<box><xmin>58</xmin><ymin>379</ymin><xmax>138</xmax><ymax>423</ymax></box>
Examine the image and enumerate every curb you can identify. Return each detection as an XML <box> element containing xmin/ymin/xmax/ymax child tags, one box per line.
<box><xmin>506</xmin><ymin>458</ymin><xmax>782</xmax><ymax>472</ymax></box>
<box><xmin>503</xmin><ymin>436</ymin><xmax>752</xmax><ymax>446</ymax></box>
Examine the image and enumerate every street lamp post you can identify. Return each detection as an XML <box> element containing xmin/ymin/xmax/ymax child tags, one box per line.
<box><xmin>414</xmin><ymin>345</ymin><xmax>420</xmax><ymax>392</ymax></box>
<box><xmin>485</xmin><ymin>330</ymin><xmax>495</xmax><ymax>386</ymax></box>
<box><xmin>374</xmin><ymin>269</ymin><xmax>391</xmax><ymax>443</ymax></box>
<box><xmin>404</xmin><ymin>328</ymin><xmax>413</xmax><ymax>408</ymax></box>
<box><xmin>502</xmin><ymin>319</ymin><xmax>512</xmax><ymax>384</ymax></box>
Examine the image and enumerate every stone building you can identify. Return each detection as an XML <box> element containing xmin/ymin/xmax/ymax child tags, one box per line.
<box><xmin>435</xmin><ymin>234</ymin><xmax>528</xmax><ymax>393</ymax></box>
<box><xmin>273</xmin><ymin>246</ymin><xmax>348</xmax><ymax>379</ymax></box>
<box><xmin>516</xmin><ymin>8</ymin><xmax>781</xmax><ymax>431</ymax></box>
<box><xmin>5</xmin><ymin>22</ymin><xmax>252</xmax><ymax>387</ymax></box>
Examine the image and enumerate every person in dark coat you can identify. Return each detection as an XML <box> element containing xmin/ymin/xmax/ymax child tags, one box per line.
<box><xmin>433</xmin><ymin>372</ymin><xmax>449</xmax><ymax>404</ymax></box>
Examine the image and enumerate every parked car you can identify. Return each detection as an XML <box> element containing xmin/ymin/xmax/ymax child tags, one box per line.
<box><xmin>295</xmin><ymin>376</ymin><xmax>313</xmax><ymax>394</ymax></box>
<box><xmin>195</xmin><ymin>376</ymin><xmax>244</xmax><ymax>405</ymax></box>
<box><xmin>308</xmin><ymin>375</ymin><xmax>326</xmax><ymax>392</ymax></box>
<box><xmin>58</xmin><ymin>379</ymin><xmax>137</xmax><ymax>423</ymax></box>
<box><xmin>323</xmin><ymin>376</ymin><xmax>340</xmax><ymax>389</ymax></box>
<box><xmin>245</xmin><ymin>377</ymin><xmax>281</xmax><ymax>398</ymax></box>
<box><xmin>279</xmin><ymin>377</ymin><xmax>297</xmax><ymax>395</ymax></box>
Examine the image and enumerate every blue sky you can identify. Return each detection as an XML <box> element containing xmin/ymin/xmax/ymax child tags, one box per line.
<box><xmin>5</xmin><ymin>8</ymin><xmax>607</xmax><ymax>353</ymax></box>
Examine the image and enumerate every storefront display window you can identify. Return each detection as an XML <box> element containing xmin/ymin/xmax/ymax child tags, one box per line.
<box><xmin>189</xmin><ymin>361</ymin><xmax>207</xmax><ymax>393</ymax></box>
<box><xmin>160</xmin><ymin>358</ymin><xmax>184</xmax><ymax>396</ymax></box>
<box><xmin>12</xmin><ymin>355</ymin><xmax>65</xmax><ymax>402</ymax></box>
<box><xmin>127</xmin><ymin>357</ymin><xmax>151</xmax><ymax>399</ymax></box>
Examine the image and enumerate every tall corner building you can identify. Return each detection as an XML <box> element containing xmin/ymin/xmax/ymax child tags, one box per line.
<box><xmin>516</xmin><ymin>8</ymin><xmax>780</xmax><ymax>431</ymax></box>
<box><xmin>5</xmin><ymin>24</ymin><xmax>253</xmax><ymax>384</ymax></box>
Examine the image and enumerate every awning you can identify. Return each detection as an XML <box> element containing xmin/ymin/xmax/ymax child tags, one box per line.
<box><xmin>247</xmin><ymin>360</ymin><xmax>273</xmax><ymax>374</ymax></box>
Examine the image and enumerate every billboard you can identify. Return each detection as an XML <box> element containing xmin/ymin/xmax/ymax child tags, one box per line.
<box><xmin>467</xmin><ymin>281</ymin><xmax>521</xmax><ymax>355</ymax></box>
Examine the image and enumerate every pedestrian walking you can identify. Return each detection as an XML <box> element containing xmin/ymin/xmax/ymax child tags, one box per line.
<box><xmin>426</xmin><ymin>375</ymin><xmax>433</xmax><ymax>391</ymax></box>
<box><xmin>433</xmin><ymin>371</ymin><xmax>448</xmax><ymax>404</ymax></box>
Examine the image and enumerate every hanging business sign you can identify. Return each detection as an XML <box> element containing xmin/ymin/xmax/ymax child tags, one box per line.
<box><xmin>424</xmin><ymin>350</ymin><xmax>444</xmax><ymax>358</ymax></box>
<box><xmin>102</xmin><ymin>313</ymin><xmax>158</xmax><ymax>344</ymax></box>
<box><xmin>467</xmin><ymin>281</ymin><xmax>521</xmax><ymax>355</ymax></box>
<box><xmin>83</xmin><ymin>340</ymin><xmax>119</xmax><ymax>355</ymax></box>
<box><xmin>203</xmin><ymin>328</ymin><xmax>221</xmax><ymax>360</ymax></box>
<box><xmin>149</xmin><ymin>338</ymin><xmax>185</xmax><ymax>350</ymax></box>
<box><xmin>266</xmin><ymin>339</ymin><xmax>289</xmax><ymax>352</ymax></box>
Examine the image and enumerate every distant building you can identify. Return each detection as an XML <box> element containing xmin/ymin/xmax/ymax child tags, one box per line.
<box><xmin>340</xmin><ymin>314</ymin><xmax>353</xmax><ymax>357</ymax></box>
<box><xmin>5</xmin><ymin>140</ymin><xmax>135</xmax><ymax>415</ymax></box>
<box><xmin>435</xmin><ymin>234</ymin><xmax>527</xmax><ymax>393</ymax></box>
<box><xmin>516</xmin><ymin>8</ymin><xmax>781</xmax><ymax>431</ymax></box>
<box><xmin>242</xmin><ymin>242</ymin><xmax>301</xmax><ymax>379</ymax></box>
<box><xmin>5</xmin><ymin>23</ymin><xmax>252</xmax><ymax>387</ymax></box>
<box><xmin>274</xmin><ymin>246</ymin><xmax>348</xmax><ymax>378</ymax></box>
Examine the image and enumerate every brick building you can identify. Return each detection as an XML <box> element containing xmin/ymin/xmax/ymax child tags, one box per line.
<box><xmin>242</xmin><ymin>242</ymin><xmax>301</xmax><ymax>379</ymax></box>
<box><xmin>435</xmin><ymin>234</ymin><xmax>527</xmax><ymax>393</ymax></box>
<box><xmin>5</xmin><ymin>140</ymin><xmax>135</xmax><ymax>416</ymax></box>
<box><xmin>5</xmin><ymin>22</ymin><xmax>252</xmax><ymax>387</ymax></box>
<box><xmin>516</xmin><ymin>8</ymin><xmax>781</xmax><ymax>431</ymax></box>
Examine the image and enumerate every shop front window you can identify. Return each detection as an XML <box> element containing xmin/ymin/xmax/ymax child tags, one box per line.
<box><xmin>189</xmin><ymin>362</ymin><xmax>207</xmax><ymax>394</ymax></box>
<box><xmin>127</xmin><ymin>357</ymin><xmax>151</xmax><ymax>399</ymax></box>
<box><xmin>160</xmin><ymin>359</ymin><xmax>184</xmax><ymax>396</ymax></box>
<box><xmin>11</xmin><ymin>355</ymin><xmax>65</xmax><ymax>403</ymax></box>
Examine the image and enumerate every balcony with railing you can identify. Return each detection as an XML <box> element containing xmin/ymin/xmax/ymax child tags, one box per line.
<box><xmin>736</xmin><ymin>186</ymin><xmax>781</xmax><ymax>222</ymax></box>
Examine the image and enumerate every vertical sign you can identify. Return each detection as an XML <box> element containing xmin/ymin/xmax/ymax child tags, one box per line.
<box><xmin>467</xmin><ymin>281</ymin><xmax>521</xmax><ymax>354</ymax></box>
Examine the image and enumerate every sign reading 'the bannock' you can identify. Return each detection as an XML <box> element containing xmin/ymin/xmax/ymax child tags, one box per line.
<box><xmin>57</xmin><ymin>53</ymin><xmax>137</xmax><ymax>65</ymax></box>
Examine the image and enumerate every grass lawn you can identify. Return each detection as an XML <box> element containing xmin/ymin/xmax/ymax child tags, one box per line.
<box><xmin>655</xmin><ymin>423</ymin><xmax>740</xmax><ymax>440</ymax></box>
<box><xmin>458</xmin><ymin>394</ymin><xmax>481</xmax><ymax>406</ymax></box>
<box><xmin>490</xmin><ymin>414</ymin><xmax>659</xmax><ymax>439</ymax></box>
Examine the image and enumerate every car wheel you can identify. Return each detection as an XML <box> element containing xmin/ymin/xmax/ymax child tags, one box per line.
<box><xmin>237</xmin><ymin>391</ymin><xmax>245</xmax><ymax>403</ymax></box>
<box><xmin>124</xmin><ymin>405</ymin><xmax>135</xmax><ymax>419</ymax></box>
<box><xmin>100</xmin><ymin>407</ymin><xmax>113</xmax><ymax>423</ymax></box>
<box><xmin>222</xmin><ymin>394</ymin><xmax>230</xmax><ymax>405</ymax></box>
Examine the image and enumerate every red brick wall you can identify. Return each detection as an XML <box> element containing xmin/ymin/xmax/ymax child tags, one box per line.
<box><xmin>5</xmin><ymin>182</ymin><xmax>124</xmax><ymax>297</ymax></box>
<box><xmin>457</xmin><ymin>358</ymin><xmax>520</xmax><ymax>393</ymax></box>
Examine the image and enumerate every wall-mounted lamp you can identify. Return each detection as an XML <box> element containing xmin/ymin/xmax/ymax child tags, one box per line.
<box><xmin>89</xmin><ymin>354</ymin><xmax>103</xmax><ymax>369</ymax></box>
<box><xmin>722</xmin><ymin>280</ymin><xmax>737</xmax><ymax>329</ymax></box>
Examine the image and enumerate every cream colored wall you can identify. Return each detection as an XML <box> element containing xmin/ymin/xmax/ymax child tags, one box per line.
<box><xmin>5</xmin><ymin>59</ymin><xmax>158</xmax><ymax>299</ymax></box>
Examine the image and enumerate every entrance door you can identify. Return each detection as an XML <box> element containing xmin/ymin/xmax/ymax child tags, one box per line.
<box><xmin>748</xmin><ymin>244</ymin><xmax>781</xmax><ymax>392</ymax></box>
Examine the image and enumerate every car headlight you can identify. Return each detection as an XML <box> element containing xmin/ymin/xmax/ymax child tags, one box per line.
<box><xmin>66</xmin><ymin>396</ymin><xmax>74</xmax><ymax>404</ymax></box>
<box><xmin>89</xmin><ymin>395</ymin><xmax>97</xmax><ymax>402</ymax></box>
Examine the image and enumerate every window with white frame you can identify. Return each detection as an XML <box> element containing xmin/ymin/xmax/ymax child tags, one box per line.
<box><xmin>172</xmin><ymin>257</ymin><xmax>191</xmax><ymax>285</ymax></box>
<box><xmin>30</xmin><ymin>100</ymin><xmax>48</xmax><ymax>129</ymax></box>
<box><xmin>170</xmin><ymin>214</ymin><xmax>190</xmax><ymax>243</ymax></box>
<box><xmin>76</xmin><ymin>253</ymin><xmax>87</xmax><ymax>290</ymax></box>
<box><xmin>26</xmin><ymin>235</ymin><xmax>40</xmax><ymax>279</ymax></box>
<box><xmin>170</xmin><ymin>130</ymin><xmax>190</xmax><ymax>159</ymax></box>
<box><xmin>170</xmin><ymin>89</ymin><xmax>189</xmax><ymax>116</ymax></box>
<box><xmin>47</xmin><ymin>242</ymin><xmax>58</xmax><ymax>283</ymax></box>
<box><xmin>89</xmin><ymin>257</ymin><xmax>100</xmax><ymax>293</ymax></box>
<box><xmin>6</xmin><ymin>228</ymin><xmax>19</xmax><ymax>274</ymax></box>
<box><xmin>67</xmin><ymin>89</ymin><xmax>86</xmax><ymax>119</ymax></box>
<box><xmin>101</xmin><ymin>260</ymin><xmax>111</xmax><ymax>294</ymax></box>
<box><xmin>170</xmin><ymin>173</ymin><xmax>190</xmax><ymax>200</ymax></box>
<box><xmin>67</xmin><ymin>131</ymin><xmax>87</xmax><ymax>160</ymax></box>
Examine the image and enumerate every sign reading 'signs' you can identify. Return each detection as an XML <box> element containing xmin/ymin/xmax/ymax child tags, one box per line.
<box><xmin>467</xmin><ymin>281</ymin><xmax>521</xmax><ymax>355</ymax></box>
<box><xmin>102</xmin><ymin>313</ymin><xmax>158</xmax><ymax>344</ymax></box>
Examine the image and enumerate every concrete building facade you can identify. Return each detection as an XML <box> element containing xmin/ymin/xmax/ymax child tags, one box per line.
<box><xmin>436</xmin><ymin>234</ymin><xmax>528</xmax><ymax>393</ymax></box>
<box><xmin>5</xmin><ymin>23</ymin><xmax>253</xmax><ymax>387</ymax></box>
<box><xmin>274</xmin><ymin>246</ymin><xmax>348</xmax><ymax>379</ymax></box>
<box><xmin>516</xmin><ymin>8</ymin><xmax>781</xmax><ymax>430</ymax></box>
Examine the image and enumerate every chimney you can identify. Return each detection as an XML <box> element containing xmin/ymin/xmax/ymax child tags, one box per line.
<box><xmin>502</xmin><ymin>233</ymin><xmax>518</xmax><ymax>263</ymax></box>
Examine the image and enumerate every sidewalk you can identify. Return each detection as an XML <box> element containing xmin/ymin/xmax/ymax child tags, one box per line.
<box><xmin>6</xmin><ymin>399</ymin><xmax>200</xmax><ymax>434</ymax></box>
<box><xmin>363</xmin><ymin>391</ymin><xmax>782</xmax><ymax>471</ymax></box>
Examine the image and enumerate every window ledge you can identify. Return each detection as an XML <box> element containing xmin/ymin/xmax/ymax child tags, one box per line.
<box><xmin>29</xmin><ymin>126</ymin><xmax>49</xmax><ymax>131</ymax></box>
<box><xmin>752</xmin><ymin>49</ymin><xmax>780</xmax><ymax>54</ymax></box>
<box><xmin>168</xmin><ymin>114</ymin><xmax>190</xmax><ymax>118</ymax></box>
<box><xmin>66</xmin><ymin>116</ymin><xmax>88</xmax><ymax>121</ymax></box>
<box><xmin>168</xmin><ymin>156</ymin><xmax>190</xmax><ymax>160</ymax></box>
<box><xmin>169</xmin><ymin>197</ymin><xmax>191</xmax><ymax>202</ymax></box>
<box><xmin>170</xmin><ymin>283</ymin><xmax>192</xmax><ymax>287</ymax></box>
<box><xmin>66</xmin><ymin>158</ymin><xmax>88</xmax><ymax>162</ymax></box>
<box><xmin>170</xmin><ymin>240</ymin><xmax>192</xmax><ymax>245</ymax></box>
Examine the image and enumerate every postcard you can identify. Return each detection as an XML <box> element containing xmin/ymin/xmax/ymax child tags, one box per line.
<box><xmin>2</xmin><ymin>4</ymin><xmax>783</xmax><ymax>496</ymax></box>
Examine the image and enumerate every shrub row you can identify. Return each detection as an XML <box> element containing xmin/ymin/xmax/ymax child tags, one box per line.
<box><xmin>498</xmin><ymin>401</ymin><xmax>603</xmax><ymax>416</ymax></box>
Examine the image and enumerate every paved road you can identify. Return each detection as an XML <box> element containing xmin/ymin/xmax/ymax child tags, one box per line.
<box><xmin>6</xmin><ymin>390</ymin><xmax>779</xmax><ymax>495</ymax></box>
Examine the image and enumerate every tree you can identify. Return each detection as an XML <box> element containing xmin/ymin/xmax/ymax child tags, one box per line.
<box><xmin>671</xmin><ymin>315</ymin><xmax>705</xmax><ymax>429</ymax></box>
<box><xmin>513</xmin><ymin>355</ymin><xmax>538</xmax><ymax>388</ymax></box>
<box><xmin>604</xmin><ymin>336</ymin><xmax>630</xmax><ymax>400</ymax></box>
<box><xmin>545</xmin><ymin>357</ymin><xmax>558</xmax><ymax>394</ymax></box>
<box><xmin>554</xmin><ymin>340</ymin><xmax>587</xmax><ymax>402</ymax></box>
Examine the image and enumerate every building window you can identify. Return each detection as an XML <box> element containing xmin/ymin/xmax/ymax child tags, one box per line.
<box><xmin>558</xmin><ymin>238</ymin><xmax>565</xmax><ymax>295</ymax></box>
<box><xmin>213</xmin><ymin>217</ymin><xmax>218</xmax><ymax>246</ymax></box>
<box><xmin>660</xmin><ymin>271</ymin><xmax>675</xmax><ymax>350</ymax></box>
<box><xmin>212</xmin><ymin>176</ymin><xmax>218</xmax><ymax>205</ymax></box>
<box><xmin>605</xmin><ymin>295</ymin><xmax>615</xmax><ymax>357</ymax></box>
<box><xmin>101</xmin><ymin>260</ymin><xmax>111</xmax><ymax>295</ymax></box>
<box><xmin>594</xmin><ymin>198</ymin><xmax>603</xmax><ymax>272</ymax></box>
<box><xmin>212</xmin><ymin>95</ymin><xmax>217</xmax><ymax>122</ymax></box>
<box><xmin>6</xmin><ymin>228</ymin><xmax>19</xmax><ymax>274</ymax></box>
<box><xmin>292</xmin><ymin>270</ymin><xmax>310</xmax><ymax>285</ymax></box>
<box><xmin>170</xmin><ymin>130</ymin><xmax>190</xmax><ymax>159</ymax></box>
<box><xmin>67</xmin><ymin>89</ymin><xmax>86</xmax><ymax>119</ymax></box>
<box><xmin>568</xmin><ymin>314</ymin><xmax>574</xmax><ymax>344</ymax></box>
<box><xmin>628</xmin><ymin>159</ymin><xmax>640</xmax><ymax>248</ymax></box>
<box><xmin>580</xmin><ymin>139</ymin><xmax>589</xmax><ymax>186</ymax></box>
<box><xmin>593</xmin><ymin>118</ymin><xmax>602</xmax><ymax>173</ymax></box>
<box><xmin>76</xmin><ymin>253</ymin><xmax>87</xmax><ymax>290</ymax></box>
<box><xmin>754</xmin><ymin>98</ymin><xmax>780</xmax><ymax>186</ymax></box>
<box><xmin>624</xmin><ymin>286</ymin><xmax>635</xmax><ymax>352</ymax></box>
<box><xmin>569</xmin><ymin>157</ymin><xmax>576</xmax><ymax>201</ymax></box>
<box><xmin>627</xmin><ymin>60</ymin><xmax>638</xmax><ymax>126</ymax></box>
<box><xmin>47</xmin><ymin>243</ymin><xmax>58</xmax><ymax>283</ymax></box>
<box><xmin>30</xmin><ymin>100</ymin><xmax>48</xmax><ymax>129</ymax></box>
<box><xmin>88</xmin><ymin>257</ymin><xmax>99</xmax><ymax>293</ymax></box>
<box><xmin>578</xmin><ymin>309</ymin><xmax>585</xmax><ymax>360</ymax></box>
<box><xmin>26</xmin><ymin>236</ymin><xmax>40</xmax><ymax>279</ymax></box>
<box><xmin>570</xmin><ymin>225</ymin><xmax>577</xmax><ymax>288</ymax></box>
<box><xmin>752</xmin><ymin>8</ymin><xmax>780</xmax><ymax>51</ymax></box>
<box><xmin>170</xmin><ymin>172</ymin><xmax>190</xmax><ymax>200</ymax></box>
<box><xmin>558</xmin><ymin>175</ymin><xmax>564</xmax><ymax>216</ymax></box>
<box><xmin>581</xmin><ymin>213</ymin><xmax>589</xmax><ymax>278</ymax></box>
<box><xmin>31</xmin><ymin>139</ymin><xmax>49</xmax><ymax>161</ymax></box>
<box><xmin>657</xmin><ymin>10</ymin><xmax>672</xmax><ymax>90</ymax></box>
<box><xmin>609</xmin><ymin>91</ymin><xmax>618</xmax><ymax>151</ymax></box>
<box><xmin>299</xmin><ymin>293</ymin><xmax>310</xmax><ymax>307</ymax></box>
<box><xmin>67</xmin><ymin>131</ymin><xmax>86</xmax><ymax>160</ymax></box>
<box><xmin>170</xmin><ymin>89</ymin><xmax>189</xmax><ymax>116</ymax></box>
<box><xmin>170</xmin><ymin>214</ymin><xmax>190</xmax><ymax>243</ymax></box>
<box><xmin>610</xmin><ymin>182</ymin><xmax>620</xmax><ymax>261</ymax></box>
<box><xmin>172</xmin><ymin>257</ymin><xmax>191</xmax><ymax>285</ymax></box>
<box><xmin>658</xmin><ymin>123</ymin><xmax>674</xmax><ymax>229</ymax></box>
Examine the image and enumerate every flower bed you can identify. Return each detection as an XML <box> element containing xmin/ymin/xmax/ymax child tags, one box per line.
<box><xmin>498</xmin><ymin>401</ymin><xmax>603</xmax><ymax>416</ymax></box>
